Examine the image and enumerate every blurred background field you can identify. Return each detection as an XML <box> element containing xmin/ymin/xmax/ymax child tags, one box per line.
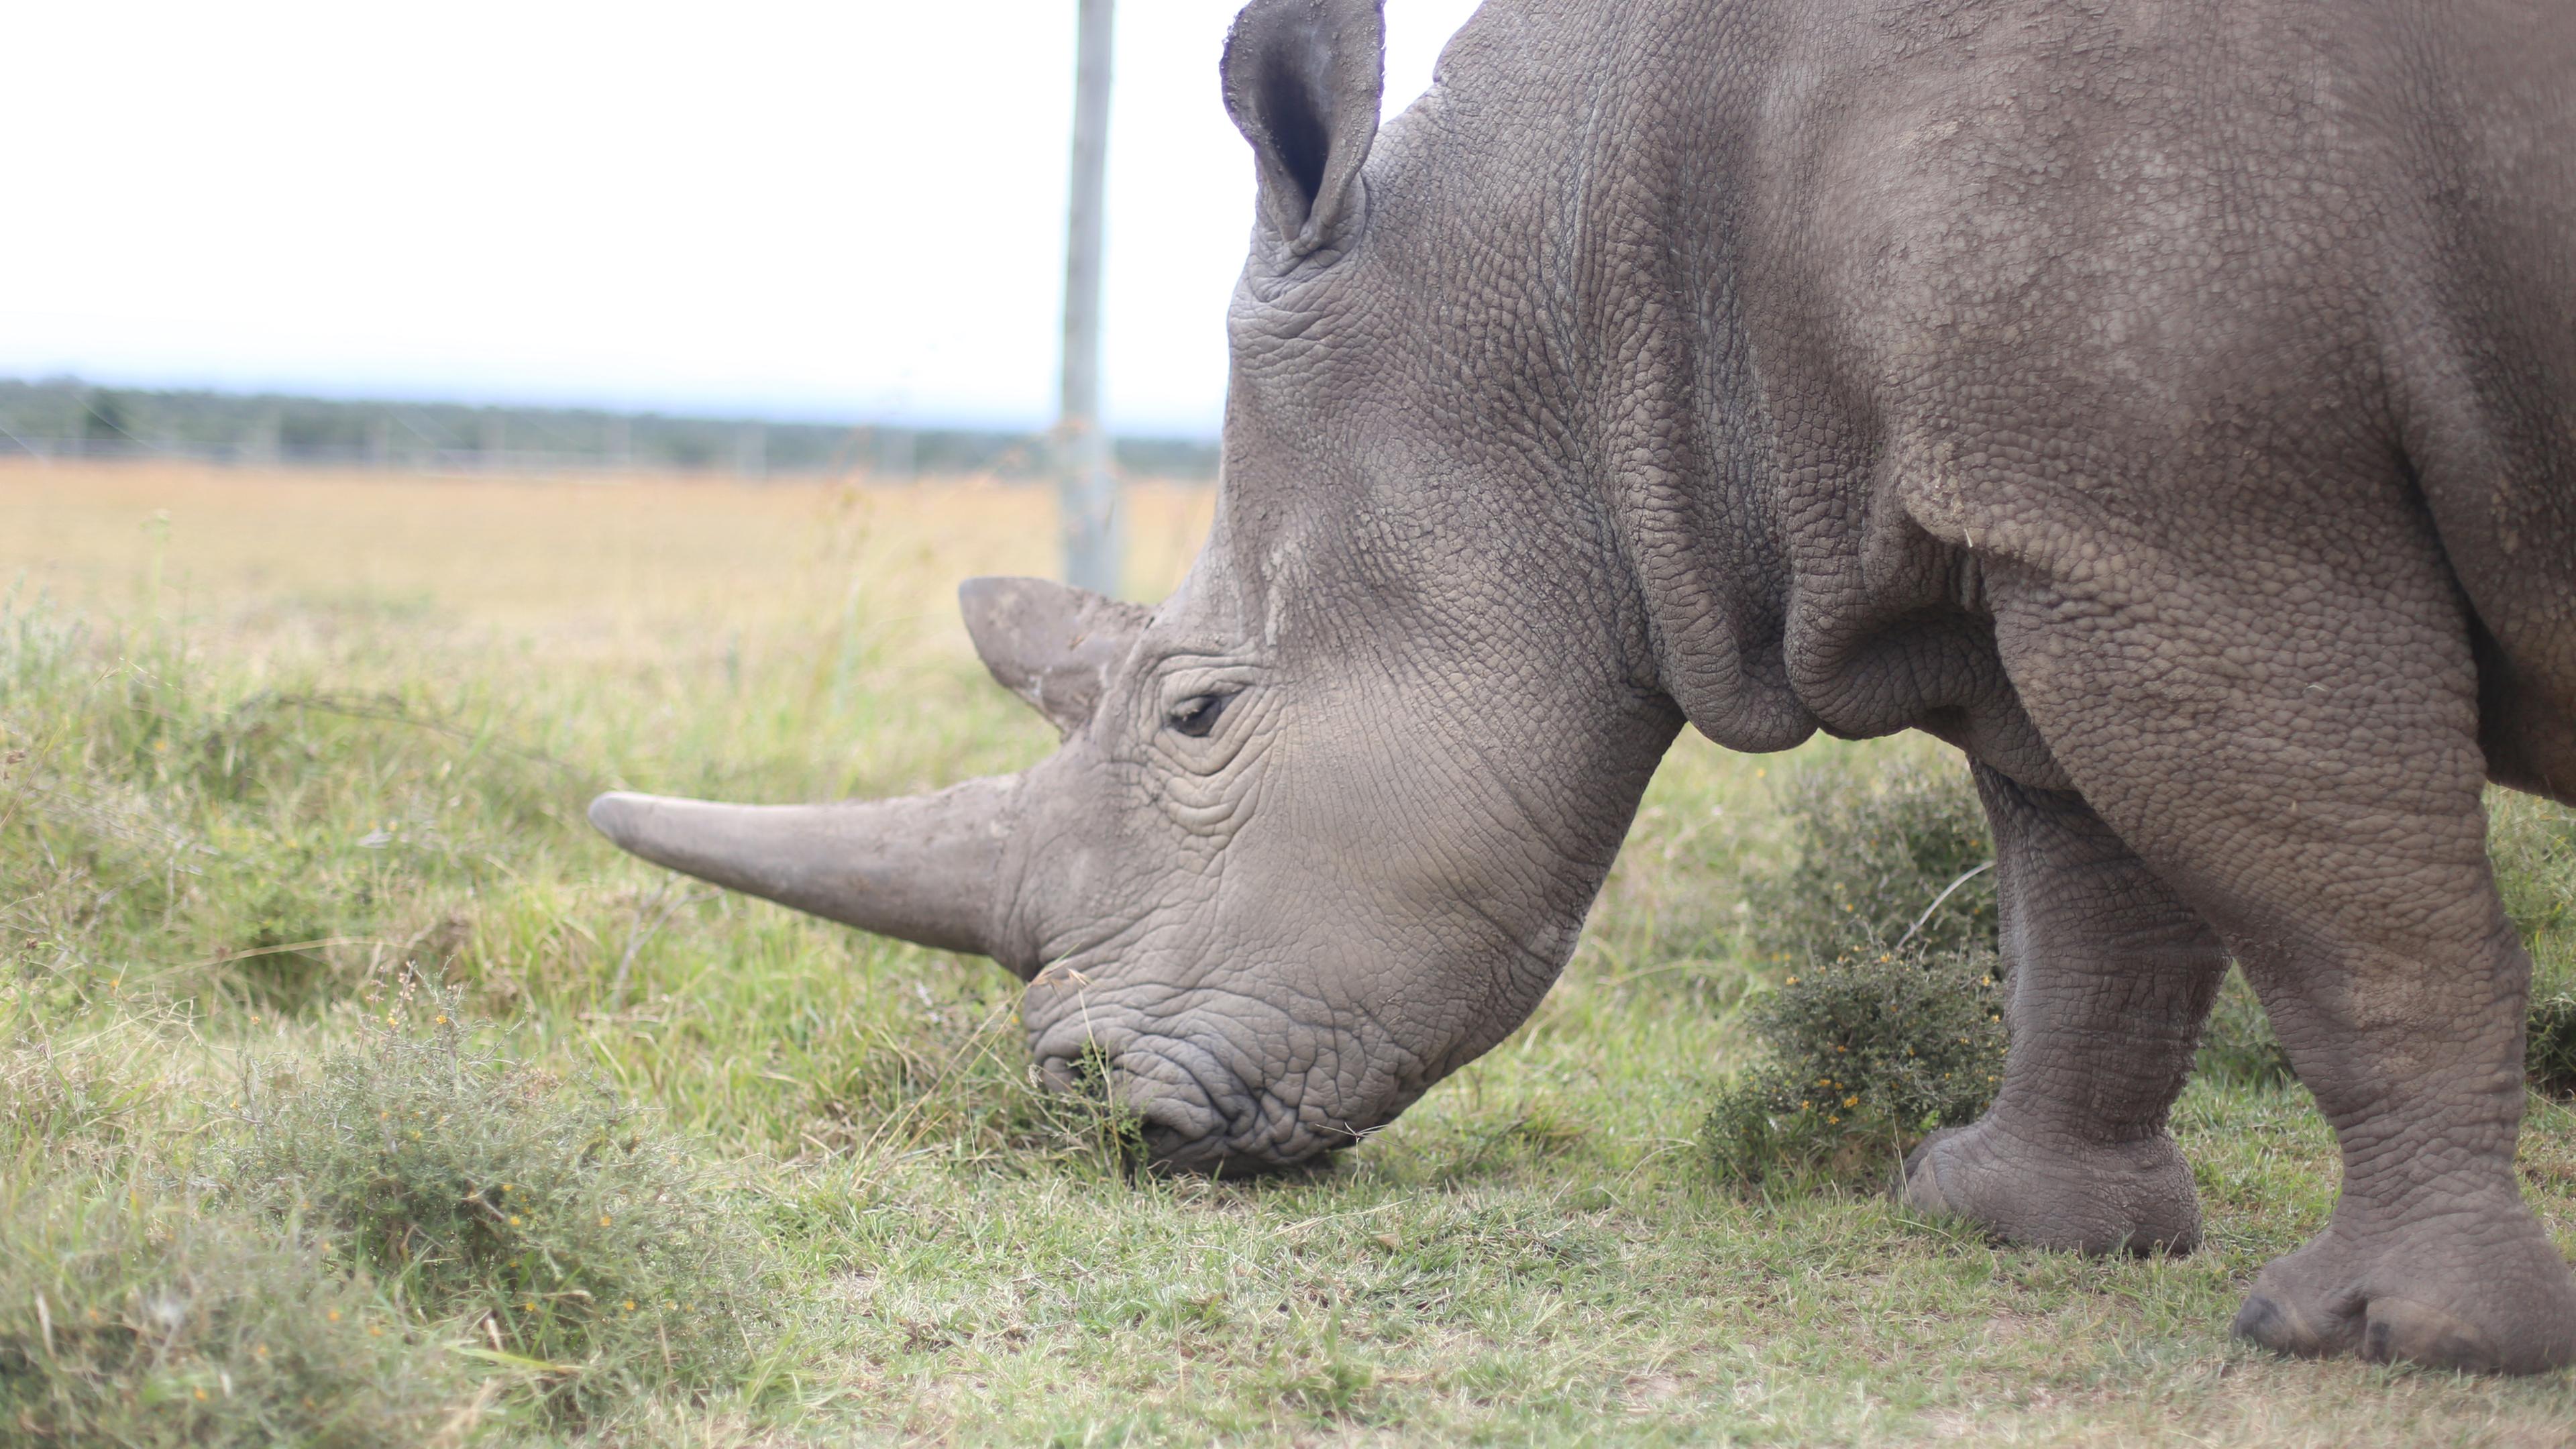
<box><xmin>5</xmin><ymin>458</ymin><xmax>2575</xmax><ymax>1446</ymax></box>
<box><xmin>5</xmin><ymin>458</ymin><xmax>1216</xmax><ymax>670</ymax></box>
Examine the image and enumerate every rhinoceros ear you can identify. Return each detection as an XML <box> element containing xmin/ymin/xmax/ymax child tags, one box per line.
<box><xmin>959</xmin><ymin>576</ymin><xmax>1150</xmax><ymax>737</ymax></box>
<box><xmin>1221</xmin><ymin>0</ymin><xmax>1385</xmax><ymax>259</ymax></box>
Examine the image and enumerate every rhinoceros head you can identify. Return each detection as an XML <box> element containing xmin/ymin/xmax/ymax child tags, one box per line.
<box><xmin>590</xmin><ymin>0</ymin><xmax>1684</xmax><ymax>1172</ymax></box>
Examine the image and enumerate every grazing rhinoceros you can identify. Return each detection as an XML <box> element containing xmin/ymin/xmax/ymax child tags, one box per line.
<box><xmin>592</xmin><ymin>0</ymin><xmax>2576</xmax><ymax>1373</ymax></box>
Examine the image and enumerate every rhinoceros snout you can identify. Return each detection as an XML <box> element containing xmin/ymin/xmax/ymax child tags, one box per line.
<box><xmin>1026</xmin><ymin>1016</ymin><xmax>1355</xmax><ymax>1175</ymax></box>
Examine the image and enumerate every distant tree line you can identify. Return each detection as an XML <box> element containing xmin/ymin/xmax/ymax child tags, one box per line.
<box><xmin>0</xmin><ymin>377</ymin><xmax>1219</xmax><ymax>482</ymax></box>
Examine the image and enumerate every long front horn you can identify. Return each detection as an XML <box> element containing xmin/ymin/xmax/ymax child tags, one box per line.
<box><xmin>586</xmin><ymin>775</ymin><xmax>1015</xmax><ymax>957</ymax></box>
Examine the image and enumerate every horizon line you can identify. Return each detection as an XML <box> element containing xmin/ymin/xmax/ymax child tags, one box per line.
<box><xmin>0</xmin><ymin>370</ymin><xmax>1226</xmax><ymax>443</ymax></box>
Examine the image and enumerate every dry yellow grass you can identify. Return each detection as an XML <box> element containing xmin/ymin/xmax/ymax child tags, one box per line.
<box><xmin>0</xmin><ymin>458</ymin><xmax>1215</xmax><ymax>667</ymax></box>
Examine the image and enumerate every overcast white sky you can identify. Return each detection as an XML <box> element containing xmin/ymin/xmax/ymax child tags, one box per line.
<box><xmin>1</xmin><ymin>1</ymin><xmax>1484</xmax><ymax>435</ymax></box>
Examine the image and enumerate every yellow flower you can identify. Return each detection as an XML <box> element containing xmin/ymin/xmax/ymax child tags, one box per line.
<box><xmin>327</xmin><ymin>1309</ymin><xmax>341</xmax><ymax>1322</ymax></box>
<box><xmin>599</xmin><ymin>1216</ymin><xmax>612</xmax><ymax>1228</ymax></box>
<box><xmin>1843</xmin><ymin>1095</ymin><xmax>1858</xmax><ymax>1108</ymax></box>
<box><xmin>622</xmin><ymin>1300</ymin><xmax>636</xmax><ymax>1312</ymax></box>
<box><xmin>508</xmin><ymin>1216</ymin><xmax>522</xmax><ymax>1227</ymax></box>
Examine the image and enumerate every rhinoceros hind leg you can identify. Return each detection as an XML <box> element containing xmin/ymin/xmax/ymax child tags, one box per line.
<box><xmin>1896</xmin><ymin>763</ymin><xmax>2223</xmax><ymax>1255</ymax></box>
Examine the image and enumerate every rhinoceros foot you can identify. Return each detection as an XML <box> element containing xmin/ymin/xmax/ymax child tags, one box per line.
<box><xmin>2232</xmin><ymin>1193</ymin><xmax>2576</xmax><ymax>1375</ymax></box>
<box><xmin>1900</xmin><ymin>1118</ymin><xmax>2201</xmax><ymax>1256</ymax></box>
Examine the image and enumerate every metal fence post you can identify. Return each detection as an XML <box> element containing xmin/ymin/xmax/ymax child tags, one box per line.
<box><xmin>1055</xmin><ymin>0</ymin><xmax>1122</xmax><ymax>596</ymax></box>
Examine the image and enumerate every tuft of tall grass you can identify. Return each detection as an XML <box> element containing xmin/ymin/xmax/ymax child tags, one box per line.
<box><xmin>0</xmin><ymin>1181</ymin><xmax>457</xmax><ymax>1449</ymax></box>
<box><xmin>221</xmin><ymin>987</ymin><xmax>775</xmax><ymax>1426</ymax></box>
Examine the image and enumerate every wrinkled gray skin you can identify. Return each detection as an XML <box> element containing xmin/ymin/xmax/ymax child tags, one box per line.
<box><xmin>592</xmin><ymin>0</ymin><xmax>2576</xmax><ymax>1373</ymax></box>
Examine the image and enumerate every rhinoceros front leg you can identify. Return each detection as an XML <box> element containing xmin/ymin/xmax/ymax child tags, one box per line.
<box><xmin>1980</xmin><ymin>540</ymin><xmax>2576</xmax><ymax>1374</ymax></box>
<box><xmin>1901</xmin><ymin>762</ymin><xmax>2228</xmax><ymax>1254</ymax></box>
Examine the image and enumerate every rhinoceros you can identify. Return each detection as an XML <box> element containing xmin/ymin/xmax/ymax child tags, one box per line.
<box><xmin>590</xmin><ymin>0</ymin><xmax>2576</xmax><ymax>1373</ymax></box>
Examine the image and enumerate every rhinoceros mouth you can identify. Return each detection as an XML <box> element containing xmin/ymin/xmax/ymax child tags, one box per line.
<box><xmin>1025</xmin><ymin>1010</ymin><xmax>1379</xmax><ymax>1174</ymax></box>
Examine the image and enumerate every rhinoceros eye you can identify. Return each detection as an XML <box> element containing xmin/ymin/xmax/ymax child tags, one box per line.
<box><xmin>1167</xmin><ymin>692</ymin><xmax>1233</xmax><ymax>738</ymax></box>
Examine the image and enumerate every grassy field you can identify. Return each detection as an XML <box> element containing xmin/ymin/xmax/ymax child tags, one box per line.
<box><xmin>5</xmin><ymin>458</ymin><xmax>2575</xmax><ymax>1446</ymax></box>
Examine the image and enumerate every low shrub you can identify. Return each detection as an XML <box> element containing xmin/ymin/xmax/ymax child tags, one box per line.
<box><xmin>1744</xmin><ymin>760</ymin><xmax>1999</xmax><ymax>968</ymax></box>
<box><xmin>1715</xmin><ymin>759</ymin><xmax>2006</xmax><ymax>1186</ymax></box>
<box><xmin>1707</xmin><ymin>942</ymin><xmax>2008</xmax><ymax>1186</ymax></box>
<box><xmin>223</xmin><ymin>988</ymin><xmax>775</xmax><ymax>1426</ymax></box>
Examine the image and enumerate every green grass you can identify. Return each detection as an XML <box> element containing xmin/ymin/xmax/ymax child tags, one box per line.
<box><xmin>220</xmin><ymin>999</ymin><xmax>779</xmax><ymax>1426</ymax></box>
<box><xmin>5</xmin><ymin>471</ymin><xmax>2576</xmax><ymax>1444</ymax></box>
